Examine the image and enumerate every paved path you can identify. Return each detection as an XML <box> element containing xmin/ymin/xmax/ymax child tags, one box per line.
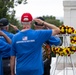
<box><xmin>50</xmin><ymin>57</ymin><xmax>76</xmax><ymax>75</ymax></box>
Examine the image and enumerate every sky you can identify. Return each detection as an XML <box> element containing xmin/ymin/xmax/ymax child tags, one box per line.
<box><xmin>14</xmin><ymin>0</ymin><xmax>64</xmax><ymax>19</ymax></box>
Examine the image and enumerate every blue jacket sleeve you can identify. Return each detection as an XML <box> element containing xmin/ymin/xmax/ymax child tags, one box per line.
<box><xmin>0</xmin><ymin>40</ymin><xmax>11</xmax><ymax>58</ymax></box>
<box><xmin>46</xmin><ymin>36</ymin><xmax>61</xmax><ymax>46</ymax></box>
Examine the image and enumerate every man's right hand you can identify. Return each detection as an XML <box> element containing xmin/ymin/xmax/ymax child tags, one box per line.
<box><xmin>10</xmin><ymin>24</ymin><xmax>19</xmax><ymax>31</ymax></box>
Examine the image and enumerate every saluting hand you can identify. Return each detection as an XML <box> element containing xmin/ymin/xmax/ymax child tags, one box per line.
<box><xmin>34</xmin><ymin>18</ymin><xmax>44</xmax><ymax>25</ymax></box>
<box><xmin>10</xmin><ymin>24</ymin><xmax>19</xmax><ymax>31</ymax></box>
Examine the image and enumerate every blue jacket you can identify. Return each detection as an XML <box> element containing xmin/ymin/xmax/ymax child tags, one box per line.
<box><xmin>0</xmin><ymin>39</ymin><xmax>11</xmax><ymax>75</ymax></box>
<box><xmin>0</xmin><ymin>30</ymin><xmax>14</xmax><ymax>58</ymax></box>
<box><xmin>47</xmin><ymin>36</ymin><xmax>61</xmax><ymax>46</ymax></box>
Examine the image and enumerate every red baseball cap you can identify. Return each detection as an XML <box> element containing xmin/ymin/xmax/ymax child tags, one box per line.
<box><xmin>21</xmin><ymin>13</ymin><xmax>33</xmax><ymax>22</ymax></box>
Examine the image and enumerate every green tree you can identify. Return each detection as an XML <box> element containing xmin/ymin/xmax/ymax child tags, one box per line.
<box><xmin>0</xmin><ymin>0</ymin><xmax>27</xmax><ymax>18</ymax></box>
<box><xmin>43</xmin><ymin>15</ymin><xmax>63</xmax><ymax>27</ymax></box>
<box><xmin>8</xmin><ymin>16</ymin><xmax>22</xmax><ymax>34</ymax></box>
<box><xmin>0</xmin><ymin>0</ymin><xmax>27</xmax><ymax>33</ymax></box>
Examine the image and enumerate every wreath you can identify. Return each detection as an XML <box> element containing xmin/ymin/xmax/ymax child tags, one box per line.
<box><xmin>42</xmin><ymin>43</ymin><xmax>51</xmax><ymax>59</ymax></box>
<box><xmin>70</xmin><ymin>35</ymin><xmax>76</xmax><ymax>44</ymax></box>
<box><xmin>52</xmin><ymin>46</ymin><xmax>76</xmax><ymax>56</ymax></box>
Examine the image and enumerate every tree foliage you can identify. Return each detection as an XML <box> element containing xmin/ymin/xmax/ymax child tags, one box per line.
<box><xmin>42</xmin><ymin>15</ymin><xmax>63</xmax><ymax>27</ymax></box>
<box><xmin>0</xmin><ymin>0</ymin><xmax>27</xmax><ymax>33</ymax></box>
<box><xmin>0</xmin><ymin>0</ymin><xmax>27</xmax><ymax>18</ymax></box>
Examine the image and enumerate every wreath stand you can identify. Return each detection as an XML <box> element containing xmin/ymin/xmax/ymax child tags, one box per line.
<box><xmin>51</xmin><ymin>34</ymin><xmax>76</xmax><ymax>75</ymax></box>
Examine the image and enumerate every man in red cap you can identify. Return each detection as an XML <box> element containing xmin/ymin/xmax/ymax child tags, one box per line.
<box><xmin>10</xmin><ymin>12</ymin><xmax>60</xmax><ymax>75</ymax></box>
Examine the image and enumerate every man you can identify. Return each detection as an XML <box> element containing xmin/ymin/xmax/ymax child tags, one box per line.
<box><xmin>0</xmin><ymin>18</ymin><xmax>19</xmax><ymax>40</ymax></box>
<box><xmin>0</xmin><ymin>18</ymin><xmax>19</xmax><ymax>75</ymax></box>
<box><xmin>34</xmin><ymin>17</ymin><xmax>61</xmax><ymax>75</ymax></box>
<box><xmin>10</xmin><ymin>12</ymin><xmax>60</xmax><ymax>75</ymax></box>
<box><xmin>0</xmin><ymin>31</ymin><xmax>11</xmax><ymax>75</ymax></box>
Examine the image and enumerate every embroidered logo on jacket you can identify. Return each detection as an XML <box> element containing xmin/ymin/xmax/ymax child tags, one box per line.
<box><xmin>22</xmin><ymin>36</ymin><xmax>27</xmax><ymax>41</ymax></box>
<box><xmin>16</xmin><ymin>36</ymin><xmax>35</xmax><ymax>44</ymax></box>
